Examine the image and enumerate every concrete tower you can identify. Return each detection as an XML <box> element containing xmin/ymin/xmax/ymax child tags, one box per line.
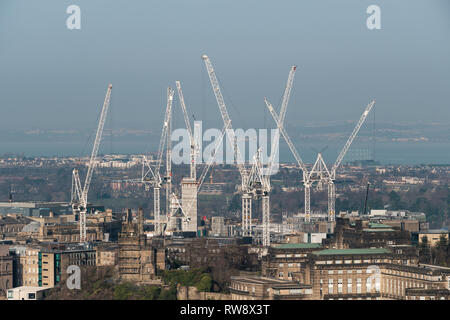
<box><xmin>181</xmin><ymin>177</ymin><xmax>197</xmax><ymax>233</ymax></box>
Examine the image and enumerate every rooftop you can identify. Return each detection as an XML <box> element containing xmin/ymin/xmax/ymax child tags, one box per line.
<box><xmin>368</xmin><ymin>222</ymin><xmax>392</xmax><ymax>229</ymax></box>
<box><xmin>419</xmin><ymin>229</ymin><xmax>448</xmax><ymax>234</ymax></box>
<box><xmin>230</xmin><ymin>276</ymin><xmax>299</xmax><ymax>285</ymax></box>
<box><xmin>312</xmin><ymin>248</ymin><xmax>392</xmax><ymax>256</ymax></box>
<box><xmin>363</xmin><ymin>228</ymin><xmax>395</xmax><ymax>232</ymax></box>
<box><xmin>273</xmin><ymin>243</ymin><xmax>322</xmax><ymax>249</ymax></box>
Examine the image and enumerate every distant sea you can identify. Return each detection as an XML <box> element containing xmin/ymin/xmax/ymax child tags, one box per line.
<box><xmin>0</xmin><ymin>140</ymin><xmax>449</xmax><ymax>165</ymax></box>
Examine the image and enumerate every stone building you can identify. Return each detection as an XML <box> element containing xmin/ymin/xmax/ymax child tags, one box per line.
<box><xmin>294</xmin><ymin>248</ymin><xmax>450</xmax><ymax>300</ymax></box>
<box><xmin>0</xmin><ymin>245</ymin><xmax>13</xmax><ymax>297</ymax></box>
<box><xmin>261</xmin><ymin>243</ymin><xmax>322</xmax><ymax>280</ymax></box>
<box><xmin>323</xmin><ymin>218</ymin><xmax>412</xmax><ymax>249</ymax></box>
<box><xmin>417</xmin><ymin>230</ymin><xmax>449</xmax><ymax>246</ymax></box>
<box><xmin>9</xmin><ymin>245</ymin><xmax>40</xmax><ymax>287</ymax></box>
<box><xmin>166</xmin><ymin>237</ymin><xmax>257</xmax><ymax>271</ymax></box>
<box><xmin>229</xmin><ymin>276</ymin><xmax>312</xmax><ymax>300</ymax></box>
<box><xmin>15</xmin><ymin>212</ymin><xmax>121</xmax><ymax>244</ymax></box>
<box><xmin>0</xmin><ymin>215</ymin><xmax>32</xmax><ymax>241</ymax></box>
<box><xmin>211</xmin><ymin>216</ymin><xmax>227</xmax><ymax>237</ymax></box>
<box><xmin>38</xmin><ymin>244</ymin><xmax>96</xmax><ymax>287</ymax></box>
<box><xmin>95</xmin><ymin>244</ymin><xmax>119</xmax><ymax>266</ymax></box>
<box><xmin>118</xmin><ymin>209</ymin><xmax>165</xmax><ymax>283</ymax></box>
<box><xmin>405</xmin><ymin>288</ymin><xmax>450</xmax><ymax>300</ymax></box>
<box><xmin>177</xmin><ymin>284</ymin><xmax>230</xmax><ymax>300</ymax></box>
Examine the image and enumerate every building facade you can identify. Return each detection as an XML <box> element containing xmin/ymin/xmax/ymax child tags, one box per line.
<box><xmin>118</xmin><ymin>209</ymin><xmax>165</xmax><ymax>283</ymax></box>
<box><xmin>181</xmin><ymin>178</ymin><xmax>198</xmax><ymax>233</ymax></box>
<box><xmin>0</xmin><ymin>245</ymin><xmax>13</xmax><ymax>297</ymax></box>
<box><xmin>229</xmin><ymin>276</ymin><xmax>313</xmax><ymax>300</ymax></box>
<box><xmin>295</xmin><ymin>248</ymin><xmax>450</xmax><ymax>300</ymax></box>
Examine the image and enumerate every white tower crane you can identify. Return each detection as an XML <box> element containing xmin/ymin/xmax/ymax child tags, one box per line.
<box><xmin>265</xmin><ymin>99</ymin><xmax>312</xmax><ymax>221</ymax></box>
<box><xmin>247</xmin><ymin>148</ymin><xmax>272</xmax><ymax>246</ymax></box>
<box><xmin>202</xmin><ymin>55</ymin><xmax>297</xmax><ymax>244</ymax></box>
<box><xmin>201</xmin><ymin>54</ymin><xmax>255</xmax><ymax>237</ymax></box>
<box><xmin>252</xmin><ymin>65</ymin><xmax>296</xmax><ymax>246</ymax></box>
<box><xmin>326</xmin><ymin>99</ymin><xmax>376</xmax><ymax>221</ymax></box>
<box><xmin>71</xmin><ymin>84</ymin><xmax>112</xmax><ymax>243</ymax></box>
<box><xmin>266</xmin><ymin>98</ymin><xmax>375</xmax><ymax>222</ymax></box>
<box><xmin>141</xmin><ymin>87</ymin><xmax>175</xmax><ymax>235</ymax></box>
<box><xmin>175</xmin><ymin>81</ymin><xmax>197</xmax><ymax>180</ymax></box>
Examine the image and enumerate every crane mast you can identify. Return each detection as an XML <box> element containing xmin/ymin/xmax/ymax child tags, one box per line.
<box><xmin>265</xmin><ymin>99</ymin><xmax>308</xmax><ymax>175</ymax></box>
<box><xmin>325</xmin><ymin>99</ymin><xmax>375</xmax><ymax>221</ymax></box>
<box><xmin>175</xmin><ymin>81</ymin><xmax>196</xmax><ymax>180</ymax></box>
<box><xmin>165</xmin><ymin>88</ymin><xmax>174</xmax><ymax>233</ymax></box>
<box><xmin>265</xmin><ymin>98</ymin><xmax>313</xmax><ymax>221</ymax></box>
<box><xmin>73</xmin><ymin>84</ymin><xmax>112</xmax><ymax>243</ymax></box>
<box><xmin>331</xmin><ymin>100</ymin><xmax>376</xmax><ymax>178</ymax></box>
<box><xmin>140</xmin><ymin>87</ymin><xmax>174</xmax><ymax>236</ymax></box>
<box><xmin>202</xmin><ymin>54</ymin><xmax>256</xmax><ymax>238</ymax></box>
<box><xmin>266</xmin><ymin>66</ymin><xmax>296</xmax><ymax>178</ymax></box>
<box><xmin>257</xmin><ymin>65</ymin><xmax>296</xmax><ymax>245</ymax></box>
<box><xmin>201</xmin><ymin>55</ymin><xmax>247</xmax><ymax>183</ymax></box>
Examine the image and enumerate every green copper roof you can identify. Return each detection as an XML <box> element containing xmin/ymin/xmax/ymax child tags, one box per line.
<box><xmin>369</xmin><ymin>223</ymin><xmax>391</xmax><ymax>229</ymax></box>
<box><xmin>312</xmin><ymin>248</ymin><xmax>391</xmax><ymax>256</ymax></box>
<box><xmin>273</xmin><ymin>243</ymin><xmax>322</xmax><ymax>249</ymax></box>
<box><xmin>363</xmin><ymin>228</ymin><xmax>394</xmax><ymax>232</ymax></box>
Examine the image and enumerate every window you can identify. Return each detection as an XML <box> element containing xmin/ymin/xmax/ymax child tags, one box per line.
<box><xmin>366</xmin><ymin>278</ymin><xmax>372</xmax><ymax>292</ymax></box>
<box><xmin>284</xmin><ymin>288</ymin><xmax>299</xmax><ymax>295</ymax></box>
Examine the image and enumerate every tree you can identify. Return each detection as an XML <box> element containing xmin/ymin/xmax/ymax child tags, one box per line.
<box><xmin>196</xmin><ymin>274</ymin><xmax>212</xmax><ymax>292</ymax></box>
<box><xmin>419</xmin><ymin>236</ymin><xmax>431</xmax><ymax>264</ymax></box>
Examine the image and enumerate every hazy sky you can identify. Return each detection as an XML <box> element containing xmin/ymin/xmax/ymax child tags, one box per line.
<box><xmin>0</xmin><ymin>0</ymin><xmax>449</xmax><ymax>132</ymax></box>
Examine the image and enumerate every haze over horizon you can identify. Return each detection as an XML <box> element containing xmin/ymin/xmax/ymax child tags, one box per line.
<box><xmin>0</xmin><ymin>0</ymin><xmax>449</xmax><ymax>132</ymax></box>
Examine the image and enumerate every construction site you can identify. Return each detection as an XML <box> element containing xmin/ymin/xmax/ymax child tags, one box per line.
<box><xmin>1</xmin><ymin>55</ymin><xmax>449</xmax><ymax>303</ymax></box>
<box><xmin>64</xmin><ymin>54</ymin><xmax>379</xmax><ymax>248</ymax></box>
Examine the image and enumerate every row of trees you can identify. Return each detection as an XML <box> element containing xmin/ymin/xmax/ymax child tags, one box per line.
<box><xmin>45</xmin><ymin>266</ymin><xmax>176</xmax><ymax>300</ymax></box>
<box><xmin>161</xmin><ymin>268</ymin><xmax>212</xmax><ymax>292</ymax></box>
<box><xmin>418</xmin><ymin>234</ymin><xmax>450</xmax><ymax>267</ymax></box>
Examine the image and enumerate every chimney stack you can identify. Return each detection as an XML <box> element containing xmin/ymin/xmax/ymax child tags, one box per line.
<box><xmin>138</xmin><ymin>208</ymin><xmax>144</xmax><ymax>235</ymax></box>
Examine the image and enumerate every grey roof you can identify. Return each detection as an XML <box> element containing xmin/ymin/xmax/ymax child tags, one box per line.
<box><xmin>21</xmin><ymin>221</ymin><xmax>41</xmax><ymax>233</ymax></box>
